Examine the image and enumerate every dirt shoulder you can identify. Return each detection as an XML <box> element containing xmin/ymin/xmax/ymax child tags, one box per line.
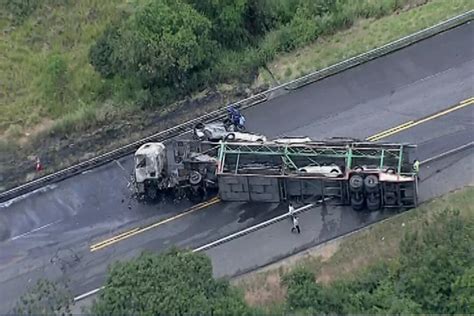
<box><xmin>0</xmin><ymin>85</ymin><xmax>262</xmax><ymax>191</ymax></box>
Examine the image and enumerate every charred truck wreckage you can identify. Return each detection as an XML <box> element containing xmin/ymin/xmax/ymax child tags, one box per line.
<box><xmin>133</xmin><ymin>113</ymin><xmax>418</xmax><ymax>211</ymax></box>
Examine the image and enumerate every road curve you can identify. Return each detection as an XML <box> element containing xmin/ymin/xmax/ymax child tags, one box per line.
<box><xmin>0</xmin><ymin>22</ymin><xmax>473</xmax><ymax>312</ymax></box>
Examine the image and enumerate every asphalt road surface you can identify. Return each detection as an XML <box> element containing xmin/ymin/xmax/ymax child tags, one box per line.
<box><xmin>0</xmin><ymin>22</ymin><xmax>473</xmax><ymax>312</ymax></box>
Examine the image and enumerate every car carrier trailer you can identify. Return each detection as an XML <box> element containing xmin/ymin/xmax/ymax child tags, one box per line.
<box><xmin>133</xmin><ymin>139</ymin><xmax>418</xmax><ymax>211</ymax></box>
<box><xmin>215</xmin><ymin>140</ymin><xmax>418</xmax><ymax>210</ymax></box>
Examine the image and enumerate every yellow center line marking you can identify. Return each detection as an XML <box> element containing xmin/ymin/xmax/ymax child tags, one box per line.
<box><xmin>367</xmin><ymin>98</ymin><xmax>473</xmax><ymax>142</ymax></box>
<box><xmin>366</xmin><ymin>120</ymin><xmax>415</xmax><ymax>141</ymax></box>
<box><xmin>90</xmin><ymin>197</ymin><xmax>221</xmax><ymax>252</ymax></box>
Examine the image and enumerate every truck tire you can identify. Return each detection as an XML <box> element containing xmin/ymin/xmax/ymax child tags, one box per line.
<box><xmin>349</xmin><ymin>174</ymin><xmax>364</xmax><ymax>192</ymax></box>
<box><xmin>366</xmin><ymin>194</ymin><xmax>381</xmax><ymax>211</ymax></box>
<box><xmin>364</xmin><ymin>175</ymin><xmax>379</xmax><ymax>192</ymax></box>
<box><xmin>351</xmin><ymin>193</ymin><xmax>365</xmax><ymax>211</ymax></box>
<box><xmin>189</xmin><ymin>171</ymin><xmax>202</xmax><ymax>185</ymax></box>
<box><xmin>384</xmin><ymin>192</ymin><xmax>397</xmax><ymax>205</ymax></box>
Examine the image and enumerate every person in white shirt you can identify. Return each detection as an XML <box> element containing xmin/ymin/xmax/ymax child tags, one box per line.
<box><xmin>288</xmin><ymin>202</ymin><xmax>295</xmax><ymax>217</ymax></box>
<box><xmin>291</xmin><ymin>216</ymin><xmax>301</xmax><ymax>234</ymax></box>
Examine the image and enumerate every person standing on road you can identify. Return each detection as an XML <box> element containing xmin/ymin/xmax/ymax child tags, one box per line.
<box><xmin>291</xmin><ymin>216</ymin><xmax>301</xmax><ymax>234</ymax></box>
<box><xmin>412</xmin><ymin>159</ymin><xmax>420</xmax><ymax>181</ymax></box>
<box><xmin>288</xmin><ymin>202</ymin><xmax>295</xmax><ymax>218</ymax></box>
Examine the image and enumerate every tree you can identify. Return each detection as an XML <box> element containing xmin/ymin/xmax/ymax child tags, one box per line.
<box><xmin>185</xmin><ymin>0</ymin><xmax>250</xmax><ymax>48</ymax></box>
<box><xmin>90</xmin><ymin>248</ymin><xmax>251</xmax><ymax>315</ymax></box>
<box><xmin>12</xmin><ymin>279</ymin><xmax>73</xmax><ymax>315</ymax></box>
<box><xmin>90</xmin><ymin>0</ymin><xmax>216</xmax><ymax>99</ymax></box>
<box><xmin>282</xmin><ymin>268</ymin><xmax>323</xmax><ymax>313</ymax></box>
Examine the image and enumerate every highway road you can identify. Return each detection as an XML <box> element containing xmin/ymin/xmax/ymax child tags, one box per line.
<box><xmin>0</xmin><ymin>22</ymin><xmax>473</xmax><ymax>312</ymax></box>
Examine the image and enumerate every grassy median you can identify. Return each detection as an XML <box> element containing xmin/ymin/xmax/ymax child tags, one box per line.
<box><xmin>233</xmin><ymin>186</ymin><xmax>474</xmax><ymax>310</ymax></box>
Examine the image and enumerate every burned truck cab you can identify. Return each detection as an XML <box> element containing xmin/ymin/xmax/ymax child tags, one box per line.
<box><xmin>134</xmin><ymin>142</ymin><xmax>167</xmax><ymax>199</ymax></box>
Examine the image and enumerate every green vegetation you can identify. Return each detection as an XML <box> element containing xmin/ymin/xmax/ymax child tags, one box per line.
<box><xmin>90</xmin><ymin>248</ymin><xmax>252</xmax><ymax>315</ymax></box>
<box><xmin>235</xmin><ymin>187</ymin><xmax>474</xmax><ymax>314</ymax></box>
<box><xmin>12</xmin><ymin>279</ymin><xmax>73</xmax><ymax>315</ymax></box>
<box><xmin>281</xmin><ymin>208</ymin><xmax>473</xmax><ymax>314</ymax></box>
<box><xmin>2</xmin><ymin>0</ymin><xmax>472</xmax><ymax>143</ymax></box>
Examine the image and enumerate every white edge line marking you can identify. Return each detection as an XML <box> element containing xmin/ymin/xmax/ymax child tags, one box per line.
<box><xmin>420</xmin><ymin>141</ymin><xmax>473</xmax><ymax>165</ymax></box>
<box><xmin>11</xmin><ymin>220</ymin><xmax>62</xmax><ymax>241</ymax></box>
<box><xmin>192</xmin><ymin>201</ymin><xmax>323</xmax><ymax>253</ymax></box>
<box><xmin>74</xmin><ymin>286</ymin><xmax>105</xmax><ymax>302</ymax></box>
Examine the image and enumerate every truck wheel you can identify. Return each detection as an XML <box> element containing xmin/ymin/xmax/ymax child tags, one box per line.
<box><xmin>366</xmin><ymin>194</ymin><xmax>381</xmax><ymax>211</ymax></box>
<box><xmin>364</xmin><ymin>175</ymin><xmax>379</xmax><ymax>192</ymax></box>
<box><xmin>351</xmin><ymin>194</ymin><xmax>365</xmax><ymax>211</ymax></box>
<box><xmin>349</xmin><ymin>174</ymin><xmax>364</xmax><ymax>192</ymax></box>
<box><xmin>189</xmin><ymin>171</ymin><xmax>202</xmax><ymax>185</ymax></box>
<box><xmin>384</xmin><ymin>192</ymin><xmax>397</xmax><ymax>205</ymax></box>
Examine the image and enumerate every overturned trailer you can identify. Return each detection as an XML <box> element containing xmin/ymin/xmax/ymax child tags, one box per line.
<box><xmin>215</xmin><ymin>140</ymin><xmax>418</xmax><ymax>211</ymax></box>
<box><xmin>133</xmin><ymin>139</ymin><xmax>418</xmax><ymax>211</ymax></box>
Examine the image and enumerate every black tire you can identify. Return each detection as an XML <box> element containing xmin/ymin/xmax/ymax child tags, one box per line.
<box><xmin>384</xmin><ymin>192</ymin><xmax>397</xmax><ymax>205</ymax></box>
<box><xmin>195</xmin><ymin>122</ymin><xmax>205</xmax><ymax>129</ymax></box>
<box><xmin>366</xmin><ymin>194</ymin><xmax>381</xmax><ymax>211</ymax></box>
<box><xmin>223</xmin><ymin>119</ymin><xmax>232</xmax><ymax>130</ymax></box>
<box><xmin>225</xmin><ymin>133</ymin><xmax>236</xmax><ymax>141</ymax></box>
<box><xmin>349</xmin><ymin>174</ymin><xmax>364</xmax><ymax>191</ymax></box>
<box><xmin>364</xmin><ymin>175</ymin><xmax>379</xmax><ymax>191</ymax></box>
<box><xmin>351</xmin><ymin>194</ymin><xmax>365</xmax><ymax>211</ymax></box>
<box><xmin>353</xmin><ymin>165</ymin><xmax>363</xmax><ymax>172</ymax></box>
<box><xmin>204</xmin><ymin>130</ymin><xmax>213</xmax><ymax>141</ymax></box>
<box><xmin>386</xmin><ymin>168</ymin><xmax>396</xmax><ymax>174</ymax></box>
<box><xmin>330</xmin><ymin>169</ymin><xmax>339</xmax><ymax>174</ymax></box>
<box><xmin>189</xmin><ymin>171</ymin><xmax>202</xmax><ymax>185</ymax></box>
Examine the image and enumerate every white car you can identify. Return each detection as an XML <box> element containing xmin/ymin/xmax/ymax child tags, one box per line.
<box><xmin>225</xmin><ymin>132</ymin><xmax>267</xmax><ymax>142</ymax></box>
<box><xmin>194</xmin><ymin>122</ymin><xmax>266</xmax><ymax>142</ymax></box>
<box><xmin>298</xmin><ymin>164</ymin><xmax>343</xmax><ymax>177</ymax></box>
<box><xmin>273</xmin><ymin>136</ymin><xmax>313</xmax><ymax>144</ymax></box>
<box><xmin>194</xmin><ymin>122</ymin><xmax>228</xmax><ymax>141</ymax></box>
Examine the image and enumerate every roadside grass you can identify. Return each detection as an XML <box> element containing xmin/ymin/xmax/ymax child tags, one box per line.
<box><xmin>0</xmin><ymin>0</ymin><xmax>141</xmax><ymax>139</ymax></box>
<box><xmin>257</xmin><ymin>0</ymin><xmax>474</xmax><ymax>84</ymax></box>
<box><xmin>233</xmin><ymin>186</ymin><xmax>474</xmax><ymax>310</ymax></box>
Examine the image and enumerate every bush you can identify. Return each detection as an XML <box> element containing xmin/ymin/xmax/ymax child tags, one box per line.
<box><xmin>281</xmin><ymin>209</ymin><xmax>474</xmax><ymax>314</ymax></box>
<box><xmin>91</xmin><ymin>248</ymin><xmax>252</xmax><ymax>315</ymax></box>
<box><xmin>90</xmin><ymin>0</ymin><xmax>216</xmax><ymax>98</ymax></box>
<box><xmin>3</xmin><ymin>0</ymin><xmax>38</xmax><ymax>24</ymax></box>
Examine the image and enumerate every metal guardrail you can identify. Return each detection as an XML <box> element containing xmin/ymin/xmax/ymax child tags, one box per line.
<box><xmin>1</xmin><ymin>11</ymin><xmax>472</xmax><ymax>203</ymax></box>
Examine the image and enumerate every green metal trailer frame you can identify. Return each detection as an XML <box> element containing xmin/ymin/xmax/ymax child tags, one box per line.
<box><xmin>215</xmin><ymin>140</ymin><xmax>418</xmax><ymax>210</ymax></box>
